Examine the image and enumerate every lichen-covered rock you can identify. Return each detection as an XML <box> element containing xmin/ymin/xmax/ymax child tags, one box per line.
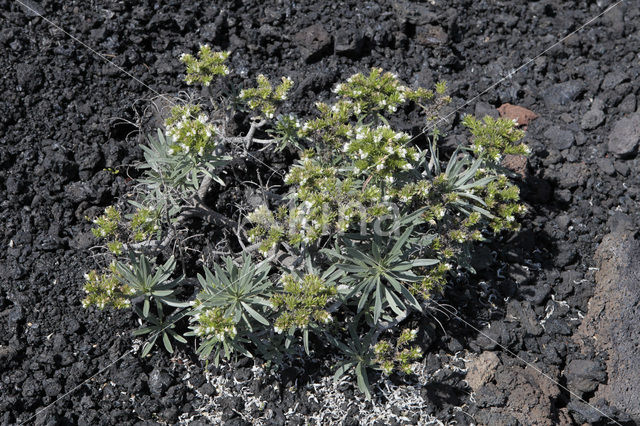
<box><xmin>577</xmin><ymin>229</ymin><xmax>640</xmax><ymax>422</ymax></box>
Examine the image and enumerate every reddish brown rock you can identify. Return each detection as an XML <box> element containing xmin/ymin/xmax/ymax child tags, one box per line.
<box><xmin>501</xmin><ymin>154</ymin><xmax>529</xmax><ymax>179</ymax></box>
<box><xmin>497</xmin><ymin>103</ymin><xmax>539</xmax><ymax>127</ymax></box>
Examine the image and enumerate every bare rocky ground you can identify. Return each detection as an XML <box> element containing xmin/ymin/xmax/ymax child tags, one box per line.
<box><xmin>1</xmin><ymin>0</ymin><xmax>639</xmax><ymax>424</ymax></box>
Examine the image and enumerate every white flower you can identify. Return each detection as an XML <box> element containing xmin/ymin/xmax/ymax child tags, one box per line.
<box><xmin>385</xmin><ymin>175</ymin><xmax>394</xmax><ymax>183</ymax></box>
<box><xmin>274</xmin><ymin>326</ymin><xmax>283</xmax><ymax>334</ymax></box>
<box><xmin>376</xmin><ymin>163</ymin><xmax>384</xmax><ymax>171</ymax></box>
<box><xmin>332</xmin><ymin>83</ymin><xmax>343</xmax><ymax>94</ymax></box>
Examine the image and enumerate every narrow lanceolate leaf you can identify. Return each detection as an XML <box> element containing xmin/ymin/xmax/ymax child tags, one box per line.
<box><xmin>169</xmin><ymin>330</ymin><xmax>187</xmax><ymax>344</ymax></box>
<box><xmin>241</xmin><ymin>302</ymin><xmax>270</xmax><ymax>325</ymax></box>
<box><xmin>411</xmin><ymin>258</ymin><xmax>439</xmax><ymax>267</ymax></box>
<box><xmin>333</xmin><ymin>362</ymin><xmax>354</xmax><ymax>382</ymax></box>
<box><xmin>132</xmin><ymin>327</ymin><xmax>154</xmax><ymax>336</ymax></box>
<box><xmin>374</xmin><ymin>282</ymin><xmax>383</xmax><ymax>323</ymax></box>
<box><xmin>162</xmin><ymin>332</ymin><xmax>174</xmax><ymax>353</ymax></box>
<box><xmin>336</xmin><ymin>264</ymin><xmax>368</xmax><ymax>273</ymax></box>
<box><xmin>355</xmin><ymin>362</ymin><xmax>372</xmax><ymax>400</ymax></box>
<box><xmin>141</xmin><ymin>335</ymin><xmax>158</xmax><ymax>357</ymax></box>
<box><xmin>389</xmin><ymin>226</ymin><xmax>413</xmax><ymax>258</ymax></box>
<box><xmin>385</xmin><ymin>287</ymin><xmax>407</xmax><ymax>317</ymax></box>
<box><xmin>303</xmin><ymin>329</ymin><xmax>310</xmax><ymax>356</ymax></box>
<box><xmin>143</xmin><ymin>298</ymin><xmax>151</xmax><ymax>317</ymax></box>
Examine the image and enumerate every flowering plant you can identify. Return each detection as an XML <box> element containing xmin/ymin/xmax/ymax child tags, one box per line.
<box><xmin>83</xmin><ymin>45</ymin><xmax>528</xmax><ymax>398</ymax></box>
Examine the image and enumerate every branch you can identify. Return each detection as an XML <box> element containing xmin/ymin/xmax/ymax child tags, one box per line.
<box><xmin>224</xmin><ymin>119</ymin><xmax>270</xmax><ymax>149</ymax></box>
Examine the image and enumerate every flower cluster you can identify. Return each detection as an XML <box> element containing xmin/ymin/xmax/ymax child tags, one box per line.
<box><xmin>409</xmin><ymin>262</ymin><xmax>452</xmax><ymax>299</ymax></box>
<box><xmin>180</xmin><ymin>46</ymin><xmax>230</xmax><ymax>86</ymax></box>
<box><xmin>344</xmin><ymin>125</ymin><xmax>418</xmax><ymax>180</ymax></box>
<box><xmin>82</xmin><ymin>263</ymin><xmax>135</xmax><ymax>310</ymax></box>
<box><xmin>164</xmin><ymin>105</ymin><xmax>218</xmax><ymax>156</ymax></box>
<box><xmin>190</xmin><ymin>307</ymin><xmax>237</xmax><ymax>341</ymax></box>
<box><xmin>332</xmin><ymin>68</ymin><xmax>432</xmax><ymax>116</ymax></box>
<box><xmin>461</xmin><ymin>115</ymin><xmax>529</xmax><ymax>162</ymax></box>
<box><xmin>480</xmin><ymin>174</ymin><xmax>527</xmax><ymax>232</ymax></box>
<box><xmin>129</xmin><ymin>207</ymin><xmax>160</xmax><ymax>242</ymax></box>
<box><xmin>239</xmin><ymin>75</ymin><xmax>294</xmax><ymax>119</ymax></box>
<box><xmin>269</xmin><ymin>114</ymin><xmax>302</xmax><ymax>151</ymax></box>
<box><xmin>373</xmin><ymin>328</ymin><xmax>422</xmax><ymax>375</ymax></box>
<box><xmin>90</xmin><ymin>204</ymin><xmax>163</xmax><ymax>253</ymax></box>
<box><xmin>270</xmin><ymin>274</ymin><xmax>336</xmax><ymax>334</ymax></box>
<box><xmin>91</xmin><ymin>206</ymin><xmax>120</xmax><ymax>239</ymax></box>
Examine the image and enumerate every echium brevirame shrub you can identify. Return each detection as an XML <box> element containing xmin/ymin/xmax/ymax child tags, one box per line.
<box><xmin>83</xmin><ymin>44</ymin><xmax>529</xmax><ymax>397</ymax></box>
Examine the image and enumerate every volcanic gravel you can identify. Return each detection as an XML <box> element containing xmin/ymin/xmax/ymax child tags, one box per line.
<box><xmin>1</xmin><ymin>0</ymin><xmax>639</xmax><ymax>424</ymax></box>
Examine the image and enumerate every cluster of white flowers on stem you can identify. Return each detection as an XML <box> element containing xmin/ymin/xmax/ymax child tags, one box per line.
<box><xmin>164</xmin><ymin>105</ymin><xmax>218</xmax><ymax>157</ymax></box>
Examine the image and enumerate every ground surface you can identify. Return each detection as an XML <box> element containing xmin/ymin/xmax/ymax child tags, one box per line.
<box><xmin>1</xmin><ymin>0</ymin><xmax>640</xmax><ymax>424</ymax></box>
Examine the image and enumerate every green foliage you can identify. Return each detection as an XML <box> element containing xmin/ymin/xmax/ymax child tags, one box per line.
<box><xmin>239</xmin><ymin>74</ymin><xmax>294</xmax><ymax>119</ymax></box>
<box><xmin>323</xmin><ymin>227</ymin><xmax>436</xmax><ymax>322</ymax></box>
<box><xmin>91</xmin><ymin>206</ymin><xmax>120</xmax><ymax>239</ymax></box>
<box><xmin>82</xmin><ymin>262</ymin><xmax>133</xmax><ymax>309</ymax></box>
<box><xmin>268</xmin><ymin>114</ymin><xmax>303</xmax><ymax>151</ymax></box>
<box><xmin>83</xmin><ymin>47</ymin><xmax>530</xmax><ymax>400</ymax></box>
<box><xmin>374</xmin><ymin>328</ymin><xmax>422</xmax><ymax>375</ymax></box>
<box><xmin>165</xmin><ymin>104</ymin><xmax>218</xmax><ymax>157</ymax></box>
<box><xmin>137</xmin><ymin>128</ymin><xmax>229</xmax><ymax>220</ymax></box>
<box><xmin>461</xmin><ymin>115</ymin><xmax>530</xmax><ymax>162</ymax></box>
<box><xmin>271</xmin><ymin>273</ymin><xmax>336</xmax><ymax>335</ymax></box>
<box><xmin>188</xmin><ymin>255</ymin><xmax>272</xmax><ymax>363</ymax></box>
<box><xmin>180</xmin><ymin>45</ymin><xmax>230</xmax><ymax>86</ymax></box>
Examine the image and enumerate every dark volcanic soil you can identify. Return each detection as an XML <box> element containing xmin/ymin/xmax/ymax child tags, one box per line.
<box><xmin>1</xmin><ymin>0</ymin><xmax>640</xmax><ymax>424</ymax></box>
